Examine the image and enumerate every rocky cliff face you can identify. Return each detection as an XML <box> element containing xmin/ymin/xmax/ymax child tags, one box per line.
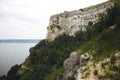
<box><xmin>63</xmin><ymin>52</ymin><xmax>90</xmax><ymax>80</ymax></box>
<box><xmin>46</xmin><ymin>1</ymin><xmax>112</xmax><ymax>41</ymax></box>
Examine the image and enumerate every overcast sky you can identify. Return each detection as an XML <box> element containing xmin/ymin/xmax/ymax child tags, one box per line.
<box><xmin>0</xmin><ymin>0</ymin><xmax>108</xmax><ymax>39</ymax></box>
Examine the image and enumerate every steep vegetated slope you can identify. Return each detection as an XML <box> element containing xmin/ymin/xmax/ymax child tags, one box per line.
<box><xmin>1</xmin><ymin>0</ymin><xmax>120</xmax><ymax>80</ymax></box>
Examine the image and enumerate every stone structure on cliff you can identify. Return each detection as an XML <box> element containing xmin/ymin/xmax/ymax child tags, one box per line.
<box><xmin>46</xmin><ymin>1</ymin><xmax>112</xmax><ymax>41</ymax></box>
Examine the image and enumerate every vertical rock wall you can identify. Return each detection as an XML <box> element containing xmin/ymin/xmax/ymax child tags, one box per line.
<box><xmin>46</xmin><ymin>1</ymin><xmax>113</xmax><ymax>41</ymax></box>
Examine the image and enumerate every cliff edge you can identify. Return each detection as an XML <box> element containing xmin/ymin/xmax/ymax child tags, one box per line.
<box><xmin>46</xmin><ymin>1</ymin><xmax>112</xmax><ymax>41</ymax></box>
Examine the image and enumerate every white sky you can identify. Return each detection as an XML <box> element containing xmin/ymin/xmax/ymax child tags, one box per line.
<box><xmin>0</xmin><ymin>0</ymin><xmax>108</xmax><ymax>39</ymax></box>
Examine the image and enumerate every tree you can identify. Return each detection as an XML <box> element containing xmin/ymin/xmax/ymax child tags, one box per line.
<box><xmin>7</xmin><ymin>64</ymin><xmax>21</xmax><ymax>80</ymax></box>
<box><xmin>0</xmin><ymin>75</ymin><xmax>6</xmax><ymax>80</ymax></box>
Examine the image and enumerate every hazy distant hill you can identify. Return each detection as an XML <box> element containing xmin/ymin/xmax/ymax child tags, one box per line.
<box><xmin>0</xmin><ymin>39</ymin><xmax>41</xmax><ymax>43</ymax></box>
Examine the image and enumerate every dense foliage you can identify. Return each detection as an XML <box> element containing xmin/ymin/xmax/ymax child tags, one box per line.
<box><xmin>20</xmin><ymin>32</ymin><xmax>91</xmax><ymax>80</ymax></box>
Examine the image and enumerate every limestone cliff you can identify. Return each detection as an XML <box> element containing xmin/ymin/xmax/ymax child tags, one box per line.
<box><xmin>46</xmin><ymin>1</ymin><xmax>112</xmax><ymax>41</ymax></box>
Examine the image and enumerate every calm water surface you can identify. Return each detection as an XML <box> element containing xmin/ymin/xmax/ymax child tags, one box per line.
<box><xmin>0</xmin><ymin>43</ymin><xmax>36</xmax><ymax>76</ymax></box>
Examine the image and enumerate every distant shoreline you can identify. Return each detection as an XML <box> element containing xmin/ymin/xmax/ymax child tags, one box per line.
<box><xmin>0</xmin><ymin>39</ymin><xmax>41</xmax><ymax>43</ymax></box>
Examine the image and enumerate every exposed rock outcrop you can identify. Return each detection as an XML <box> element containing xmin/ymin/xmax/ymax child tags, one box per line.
<box><xmin>63</xmin><ymin>51</ymin><xmax>120</xmax><ymax>80</ymax></box>
<box><xmin>63</xmin><ymin>52</ymin><xmax>89</xmax><ymax>80</ymax></box>
<box><xmin>46</xmin><ymin>1</ymin><xmax>113</xmax><ymax>41</ymax></box>
<box><xmin>63</xmin><ymin>52</ymin><xmax>80</xmax><ymax>80</ymax></box>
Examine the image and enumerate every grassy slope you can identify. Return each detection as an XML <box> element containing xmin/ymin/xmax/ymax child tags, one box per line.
<box><xmin>77</xmin><ymin>27</ymin><xmax>120</xmax><ymax>80</ymax></box>
<box><xmin>78</xmin><ymin>27</ymin><xmax>120</xmax><ymax>61</ymax></box>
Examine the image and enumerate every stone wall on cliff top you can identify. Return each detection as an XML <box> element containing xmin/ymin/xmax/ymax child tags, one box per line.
<box><xmin>46</xmin><ymin>1</ymin><xmax>113</xmax><ymax>41</ymax></box>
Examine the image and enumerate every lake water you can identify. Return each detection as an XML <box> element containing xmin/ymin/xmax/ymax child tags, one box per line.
<box><xmin>0</xmin><ymin>42</ymin><xmax>38</xmax><ymax>76</ymax></box>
